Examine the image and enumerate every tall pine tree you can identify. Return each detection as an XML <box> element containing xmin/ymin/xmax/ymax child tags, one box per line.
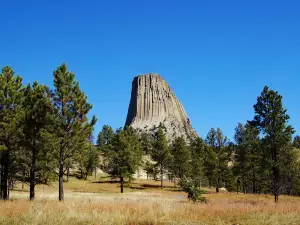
<box><xmin>0</xmin><ymin>66</ymin><xmax>24</xmax><ymax>200</ymax></box>
<box><xmin>170</xmin><ymin>136</ymin><xmax>191</xmax><ymax>180</ymax></box>
<box><xmin>20</xmin><ymin>82</ymin><xmax>53</xmax><ymax>200</ymax></box>
<box><xmin>52</xmin><ymin>63</ymin><xmax>96</xmax><ymax>201</ymax></box>
<box><xmin>251</xmin><ymin>86</ymin><xmax>294</xmax><ymax>202</ymax></box>
<box><xmin>108</xmin><ymin>126</ymin><xmax>142</xmax><ymax>193</ymax></box>
<box><xmin>205</xmin><ymin>128</ymin><xmax>231</xmax><ymax>193</ymax></box>
<box><xmin>151</xmin><ymin>123</ymin><xmax>171</xmax><ymax>188</ymax></box>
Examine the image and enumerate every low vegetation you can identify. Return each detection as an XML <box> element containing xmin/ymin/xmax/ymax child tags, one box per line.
<box><xmin>2</xmin><ymin>178</ymin><xmax>300</xmax><ymax>225</ymax></box>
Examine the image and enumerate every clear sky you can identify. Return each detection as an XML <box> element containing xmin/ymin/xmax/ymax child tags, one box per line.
<box><xmin>1</xmin><ymin>0</ymin><xmax>299</xmax><ymax>140</ymax></box>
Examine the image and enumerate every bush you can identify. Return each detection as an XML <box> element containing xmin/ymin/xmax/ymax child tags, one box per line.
<box><xmin>179</xmin><ymin>177</ymin><xmax>207</xmax><ymax>203</ymax></box>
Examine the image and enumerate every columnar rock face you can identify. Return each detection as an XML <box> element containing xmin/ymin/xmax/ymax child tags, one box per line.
<box><xmin>125</xmin><ymin>73</ymin><xmax>198</xmax><ymax>141</ymax></box>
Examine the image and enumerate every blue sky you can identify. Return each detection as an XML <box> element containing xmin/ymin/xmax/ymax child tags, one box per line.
<box><xmin>1</xmin><ymin>0</ymin><xmax>299</xmax><ymax>140</ymax></box>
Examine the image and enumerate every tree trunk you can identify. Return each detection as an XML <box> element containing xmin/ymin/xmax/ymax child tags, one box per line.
<box><xmin>1</xmin><ymin>151</ymin><xmax>9</xmax><ymax>200</ymax></box>
<box><xmin>66</xmin><ymin>166</ymin><xmax>70</xmax><ymax>182</ymax></box>
<box><xmin>273</xmin><ymin>147</ymin><xmax>280</xmax><ymax>203</ymax></box>
<box><xmin>22</xmin><ymin>169</ymin><xmax>25</xmax><ymax>190</ymax></box>
<box><xmin>160</xmin><ymin>163</ymin><xmax>163</xmax><ymax>189</ymax></box>
<box><xmin>58</xmin><ymin>151</ymin><xmax>64</xmax><ymax>201</ymax></box>
<box><xmin>242</xmin><ymin>178</ymin><xmax>246</xmax><ymax>194</ymax></box>
<box><xmin>216</xmin><ymin>177</ymin><xmax>220</xmax><ymax>193</ymax></box>
<box><xmin>0</xmin><ymin>153</ymin><xmax>4</xmax><ymax>199</ymax></box>
<box><xmin>29</xmin><ymin>154</ymin><xmax>36</xmax><ymax>200</ymax></box>
<box><xmin>252</xmin><ymin>172</ymin><xmax>256</xmax><ymax>194</ymax></box>
<box><xmin>273</xmin><ymin>166</ymin><xmax>280</xmax><ymax>203</ymax></box>
<box><xmin>120</xmin><ymin>177</ymin><xmax>124</xmax><ymax>193</ymax></box>
<box><xmin>94</xmin><ymin>167</ymin><xmax>97</xmax><ymax>181</ymax></box>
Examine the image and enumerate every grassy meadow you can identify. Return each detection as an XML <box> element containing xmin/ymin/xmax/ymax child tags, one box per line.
<box><xmin>1</xmin><ymin>176</ymin><xmax>300</xmax><ymax>225</ymax></box>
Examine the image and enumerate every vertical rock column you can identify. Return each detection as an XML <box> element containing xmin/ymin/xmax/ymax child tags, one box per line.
<box><xmin>125</xmin><ymin>73</ymin><xmax>198</xmax><ymax>141</ymax></box>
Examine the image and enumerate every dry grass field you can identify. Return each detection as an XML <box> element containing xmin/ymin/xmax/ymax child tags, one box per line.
<box><xmin>1</xmin><ymin>176</ymin><xmax>300</xmax><ymax>225</ymax></box>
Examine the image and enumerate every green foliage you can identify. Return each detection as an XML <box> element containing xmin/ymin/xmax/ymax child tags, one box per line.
<box><xmin>140</xmin><ymin>132</ymin><xmax>153</xmax><ymax>154</ymax></box>
<box><xmin>97</xmin><ymin>125</ymin><xmax>115</xmax><ymax>172</ymax></box>
<box><xmin>293</xmin><ymin>136</ymin><xmax>300</xmax><ymax>149</ymax></box>
<box><xmin>170</xmin><ymin>136</ymin><xmax>191</xmax><ymax>179</ymax></box>
<box><xmin>144</xmin><ymin>160</ymin><xmax>158</xmax><ymax>180</ymax></box>
<box><xmin>107</xmin><ymin>126</ymin><xmax>142</xmax><ymax>192</ymax></box>
<box><xmin>251</xmin><ymin>86</ymin><xmax>294</xmax><ymax>202</ymax></box>
<box><xmin>151</xmin><ymin>123</ymin><xmax>171</xmax><ymax>188</ymax></box>
<box><xmin>0</xmin><ymin>66</ymin><xmax>24</xmax><ymax>200</ymax></box>
<box><xmin>205</xmin><ymin>128</ymin><xmax>232</xmax><ymax>192</ymax></box>
<box><xmin>76</xmin><ymin>143</ymin><xmax>100</xmax><ymax>180</ymax></box>
<box><xmin>19</xmin><ymin>81</ymin><xmax>55</xmax><ymax>200</ymax></box>
<box><xmin>179</xmin><ymin>177</ymin><xmax>207</xmax><ymax>203</ymax></box>
<box><xmin>51</xmin><ymin>63</ymin><xmax>97</xmax><ymax>200</ymax></box>
<box><xmin>190</xmin><ymin>137</ymin><xmax>205</xmax><ymax>188</ymax></box>
<box><xmin>233</xmin><ymin>122</ymin><xmax>263</xmax><ymax>194</ymax></box>
<box><xmin>97</xmin><ymin>125</ymin><xmax>114</xmax><ymax>150</ymax></box>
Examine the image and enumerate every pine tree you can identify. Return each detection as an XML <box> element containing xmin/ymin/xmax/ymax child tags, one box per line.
<box><xmin>205</xmin><ymin>128</ymin><xmax>231</xmax><ymax>193</ymax></box>
<box><xmin>140</xmin><ymin>132</ymin><xmax>153</xmax><ymax>155</ymax></box>
<box><xmin>75</xmin><ymin>143</ymin><xmax>99</xmax><ymax>180</ymax></box>
<box><xmin>234</xmin><ymin>122</ymin><xmax>262</xmax><ymax>194</ymax></box>
<box><xmin>251</xmin><ymin>86</ymin><xmax>294</xmax><ymax>202</ymax></box>
<box><xmin>190</xmin><ymin>137</ymin><xmax>205</xmax><ymax>188</ymax></box>
<box><xmin>170</xmin><ymin>136</ymin><xmax>191</xmax><ymax>181</ymax></box>
<box><xmin>108</xmin><ymin>126</ymin><xmax>142</xmax><ymax>193</ymax></box>
<box><xmin>0</xmin><ymin>66</ymin><xmax>24</xmax><ymax>200</ymax></box>
<box><xmin>52</xmin><ymin>63</ymin><xmax>96</xmax><ymax>201</ymax></box>
<box><xmin>19</xmin><ymin>82</ymin><xmax>54</xmax><ymax>200</ymax></box>
<box><xmin>97</xmin><ymin>125</ymin><xmax>115</xmax><ymax>172</ymax></box>
<box><xmin>151</xmin><ymin>123</ymin><xmax>171</xmax><ymax>188</ymax></box>
<box><xmin>293</xmin><ymin>136</ymin><xmax>300</xmax><ymax>149</ymax></box>
<box><xmin>97</xmin><ymin>125</ymin><xmax>115</xmax><ymax>149</ymax></box>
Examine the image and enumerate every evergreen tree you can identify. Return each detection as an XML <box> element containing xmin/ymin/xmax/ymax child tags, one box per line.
<box><xmin>52</xmin><ymin>63</ymin><xmax>96</xmax><ymax>201</ymax></box>
<box><xmin>19</xmin><ymin>82</ymin><xmax>54</xmax><ymax>200</ymax></box>
<box><xmin>0</xmin><ymin>66</ymin><xmax>24</xmax><ymax>200</ymax></box>
<box><xmin>280</xmin><ymin>145</ymin><xmax>300</xmax><ymax>195</ymax></box>
<box><xmin>151</xmin><ymin>123</ymin><xmax>171</xmax><ymax>188</ymax></box>
<box><xmin>205</xmin><ymin>128</ymin><xmax>231</xmax><ymax>193</ymax></box>
<box><xmin>234</xmin><ymin>122</ymin><xmax>262</xmax><ymax>194</ymax></box>
<box><xmin>75</xmin><ymin>142</ymin><xmax>99</xmax><ymax>180</ymax></box>
<box><xmin>97</xmin><ymin>125</ymin><xmax>114</xmax><ymax>149</ymax></box>
<box><xmin>97</xmin><ymin>125</ymin><xmax>115</xmax><ymax>172</ymax></box>
<box><xmin>144</xmin><ymin>160</ymin><xmax>157</xmax><ymax>180</ymax></box>
<box><xmin>190</xmin><ymin>137</ymin><xmax>205</xmax><ymax>188</ymax></box>
<box><xmin>293</xmin><ymin>136</ymin><xmax>300</xmax><ymax>149</ymax></box>
<box><xmin>140</xmin><ymin>132</ymin><xmax>153</xmax><ymax>155</ymax></box>
<box><xmin>108</xmin><ymin>126</ymin><xmax>142</xmax><ymax>193</ymax></box>
<box><xmin>251</xmin><ymin>86</ymin><xmax>294</xmax><ymax>202</ymax></box>
<box><xmin>170</xmin><ymin>136</ymin><xmax>191</xmax><ymax>180</ymax></box>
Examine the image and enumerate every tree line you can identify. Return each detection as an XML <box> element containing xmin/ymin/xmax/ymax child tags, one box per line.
<box><xmin>0</xmin><ymin>64</ymin><xmax>299</xmax><ymax>203</ymax></box>
<box><xmin>98</xmin><ymin>88</ymin><xmax>299</xmax><ymax>203</ymax></box>
<box><xmin>0</xmin><ymin>64</ymin><xmax>96</xmax><ymax>201</ymax></box>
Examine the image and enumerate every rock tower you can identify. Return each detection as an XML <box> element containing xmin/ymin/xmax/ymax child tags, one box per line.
<box><xmin>125</xmin><ymin>73</ymin><xmax>197</xmax><ymax>141</ymax></box>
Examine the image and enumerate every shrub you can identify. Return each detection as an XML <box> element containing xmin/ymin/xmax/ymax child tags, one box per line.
<box><xmin>179</xmin><ymin>177</ymin><xmax>207</xmax><ymax>203</ymax></box>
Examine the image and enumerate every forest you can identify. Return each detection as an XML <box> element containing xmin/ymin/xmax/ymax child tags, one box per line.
<box><xmin>0</xmin><ymin>63</ymin><xmax>299</xmax><ymax>204</ymax></box>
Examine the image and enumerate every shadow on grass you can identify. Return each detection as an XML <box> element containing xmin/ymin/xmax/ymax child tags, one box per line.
<box><xmin>129</xmin><ymin>187</ymin><xmax>146</xmax><ymax>190</ymax></box>
<box><xmin>11</xmin><ymin>189</ymin><xmax>29</xmax><ymax>193</ymax></box>
<box><xmin>138</xmin><ymin>184</ymin><xmax>179</xmax><ymax>189</ymax></box>
<box><xmin>92</xmin><ymin>180</ymin><xmax>121</xmax><ymax>184</ymax></box>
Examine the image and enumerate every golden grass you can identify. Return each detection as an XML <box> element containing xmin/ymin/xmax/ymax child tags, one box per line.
<box><xmin>3</xmin><ymin>178</ymin><xmax>300</xmax><ymax>225</ymax></box>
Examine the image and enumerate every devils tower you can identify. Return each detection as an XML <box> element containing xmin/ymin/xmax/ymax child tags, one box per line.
<box><xmin>125</xmin><ymin>73</ymin><xmax>198</xmax><ymax>141</ymax></box>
